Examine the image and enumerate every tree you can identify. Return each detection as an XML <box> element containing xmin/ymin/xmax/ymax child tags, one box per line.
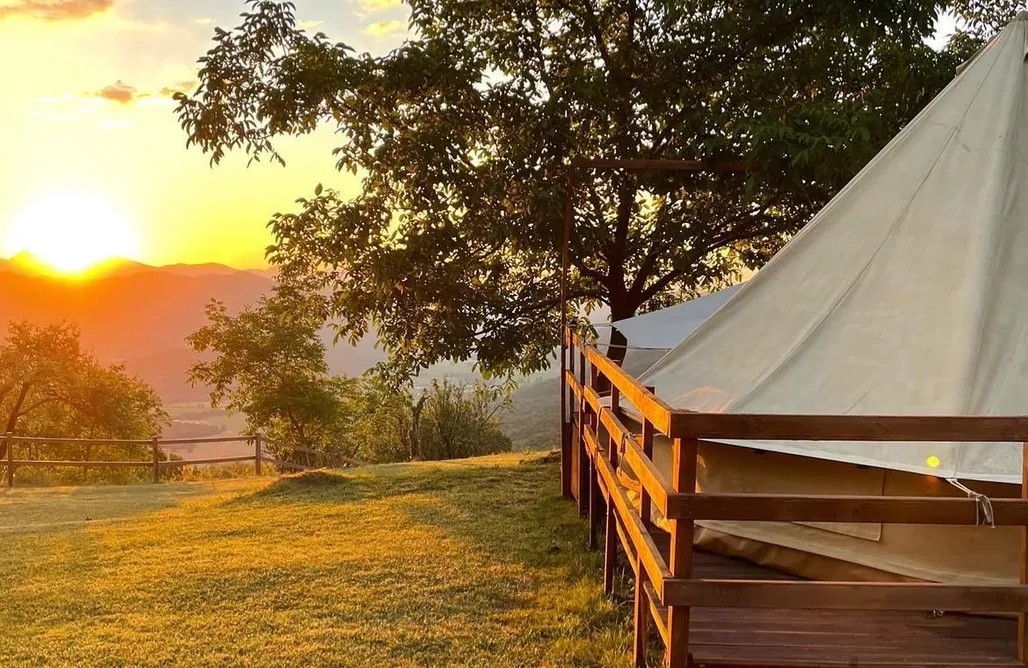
<box><xmin>178</xmin><ymin>0</ymin><xmax>979</xmax><ymax>380</ymax></box>
<box><xmin>186</xmin><ymin>288</ymin><xmax>355</xmax><ymax>461</ymax></box>
<box><xmin>417</xmin><ymin>379</ymin><xmax>512</xmax><ymax>461</ymax></box>
<box><xmin>0</xmin><ymin>321</ymin><xmax>166</xmax><ymax>463</ymax></box>
<box><xmin>949</xmin><ymin>1</ymin><xmax>1025</xmax><ymax>42</ymax></box>
<box><xmin>341</xmin><ymin>377</ymin><xmax>421</xmax><ymax>463</ymax></box>
<box><xmin>345</xmin><ymin>377</ymin><xmax>511</xmax><ymax>463</ymax></box>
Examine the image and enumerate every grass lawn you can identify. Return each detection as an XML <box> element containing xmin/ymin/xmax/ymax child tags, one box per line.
<box><xmin>0</xmin><ymin>452</ymin><xmax>639</xmax><ymax>667</ymax></box>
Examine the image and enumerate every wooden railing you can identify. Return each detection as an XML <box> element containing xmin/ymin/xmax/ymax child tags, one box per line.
<box><xmin>1</xmin><ymin>433</ymin><xmax>366</xmax><ymax>487</ymax></box>
<box><xmin>561</xmin><ymin>328</ymin><xmax>1028</xmax><ymax>668</ymax></box>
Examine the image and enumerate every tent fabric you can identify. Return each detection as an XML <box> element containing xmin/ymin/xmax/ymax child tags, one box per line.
<box><xmin>677</xmin><ymin>439</ymin><xmax>1020</xmax><ymax>584</ymax></box>
<box><xmin>605</xmin><ymin>285</ymin><xmax>742</xmax><ymax>350</ymax></box>
<box><xmin>639</xmin><ymin>15</ymin><xmax>1028</xmax><ymax>484</ymax></box>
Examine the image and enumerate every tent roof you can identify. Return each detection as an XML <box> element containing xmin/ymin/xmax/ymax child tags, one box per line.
<box><xmin>640</xmin><ymin>15</ymin><xmax>1028</xmax><ymax>484</ymax></box>
<box><xmin>603</xmin><ymin>285</ymin><xmax>742</xmax><ymax>350</ymax></box>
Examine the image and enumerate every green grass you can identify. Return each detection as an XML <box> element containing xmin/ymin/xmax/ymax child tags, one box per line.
<box><xmin>0</xmin><ymin>452</ymin><xmax>639</xmax><ymax>667</ymax></box>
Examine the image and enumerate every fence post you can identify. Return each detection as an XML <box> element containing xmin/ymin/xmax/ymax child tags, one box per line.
<box><xmin>1019</xmin><ymin>441</ymin><xmax>1028</xmax><ymax>664</ymax></box>
<box><xmin>587</xmin><ymin>364</ymin><xmax>601</xmax><ymax>551</ymax></box>
<box><xmin>561</xmin><ymin>330</ymin><xmax>575</xmax><ymax>499</ymax></box>
<box><xmin>633</xmin><ymin>554</ymin><xmax>650</xmax><ymax>667</ymax></box>
<box><xmin>640</xmin><ymin>390</ymin><xmax>655</xmax><ymax>531</ymax></box>
<box><xmin>151</xmin><ymin>436</ymin><xmax>160</xmax><ymax>484</ymax></box>
<box><xmin>255</xmin><ymin>433</ymin><xmax>263</xmax><ymax>476</ymax></box>
<box><xmin>666</xmin><ymin>436</ymin><xmax>698</xmax><ymax>668</ymax></box>
<box><xmin>577</xmin><ymin>348</ymin><xmax>588</xmax><ymax>517</ymax></box>
<box><xmin>5</xmin><ymin>432</ymin><xmax>12</xmax><ymax>488</ymax></box>
<box><xmin>603</xmin><ymin>384</ymin><xmax>620</xmax><ymax>597</ymax></box>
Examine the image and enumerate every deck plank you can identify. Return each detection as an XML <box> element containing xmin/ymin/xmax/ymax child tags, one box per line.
<box><xmin>647</xmin><ymin>532</ymin><xmax>1019</xmax><ymax>667</ymax></box>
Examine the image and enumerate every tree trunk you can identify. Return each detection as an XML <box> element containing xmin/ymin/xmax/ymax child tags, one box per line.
<box><xmin>409</xmin><ymin>396</ymin><xmax>426</xmax><ymax>461</ymax></box>
<box><xmin>607</xmin><ymin>325</ymin><xmax>629</xmax><ymax>367</ymax></box>
<box><xmin>0</xmin><ymin>382</ymin><xmax>30</xmax><ymax>460</ymax></box>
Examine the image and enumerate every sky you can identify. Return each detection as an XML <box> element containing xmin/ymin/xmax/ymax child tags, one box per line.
<box><xmin>0</xmin><ymin>1</ymin><xmax>958</xmax><ymax>270</ymax></box>
<box><xmin>0</xmin><ymin>0</ymin><xmax>410</xmax><ymax>269</ymax></box>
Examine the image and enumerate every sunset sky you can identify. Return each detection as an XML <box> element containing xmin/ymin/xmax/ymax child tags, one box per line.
<box><xmin>0</xmin><ymin>1</ymin><xmax>956</xmax><ymax>271</ymax></box>
<box><xmin>0</xmin><ymin>0</ymin><xmax>409</xmax><ymax>270</ymax></box>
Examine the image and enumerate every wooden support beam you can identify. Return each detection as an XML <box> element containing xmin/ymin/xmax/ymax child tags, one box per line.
<box><xmin>159</xmin><ymin>455</ymin><xmax>257</xmax><ymax>467</ymax></box>
<box><xmin>603</xmin><ymin>384</ymin><xmax>620</xmax><ymax>597</ymax></box>
<box><xmin>640</xmin><ymin>418</ymin><xmax>654</xmax><ymax>531</ymax></box>
<box><xmin>663</xmin><ymin>579</ymin><xmax>1028</xmax><ymax>612</ymax></box>
<box><xmin>669</xmin><ymin>412</ymin><xmax>1028</xmax><ymax>442</ymax></box>
<box><xmin>577</xmin><ymin>349</ymin><xmax>588</xmax><ymax>517</ymax></box>
<box><xmin>644</xmin><ymin>580</ymin><xmax>670</xmax><ymax>645</ymax></box>
<box><xmin>1019</xmin><ymin>442</ymin><xmax>1028</xmax><ymax>664</ymax></box>
<box><xmin>561</xmin><ymin>333</ymin><xmax>575</xmax><ymax>499</ymax></box>
<box><xmin>588</xmin><ymin>364</ymin><xmax>601</xmax><ymax>551</ymax></box>
<box><xmin>633</xmin><ymin>556</ymin><xmax>650</xmax><ymax>667</ymax></box>
<box><xmin>668</xmin><ymin>493</ymin><xmax>1028</xmax><ymax>525</ymax></box>
<box><xmin>666</xmin><ymin>437</ymin><xmax>697</xmax><ymax>668</ymax></box>
<box><xmin>5</xmin><ymin>432</ymin><xmax>12</xmax><ymax>488</ymax></box>
<box><xmin>12</xmin><ymin>460</ymin><xmax>150</xmax><ymax>468</ymax></box>
<box><xmin>592</xmin><ymin>441</ymin><xmax>672</xmax><ymax>597</ymax></box>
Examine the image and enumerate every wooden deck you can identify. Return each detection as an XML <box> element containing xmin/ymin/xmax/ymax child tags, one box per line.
<box><xmin>564</xmin><ymin>330</ymin><xmax>1028</xmax><ymax>667</ymax></box>
<box><xmin>647</xmin><ymin>533</ymin><xmax>1019</xmax><ymax>668</ymax></box>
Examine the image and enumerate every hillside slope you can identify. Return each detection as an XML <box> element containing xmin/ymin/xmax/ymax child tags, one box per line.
<box><xmin>0</xmin><ymin>454</ymin><xmax>637</xmax><ymax>667</ymax></box>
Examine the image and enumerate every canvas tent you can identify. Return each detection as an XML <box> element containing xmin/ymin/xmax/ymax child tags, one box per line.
<box><xmin>604</xmin><ymin>285</ymin><xmax>742</xmax><ymax>351</ymax></box>
<box><xmin>620</xmin><ymin>14</ymin><xmax>1028</xmax><ymax>585</ymax></box>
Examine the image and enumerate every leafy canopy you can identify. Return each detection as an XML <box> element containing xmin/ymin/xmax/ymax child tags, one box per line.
<box><xmin>0</xmin><ymin>321</ymin><xmax>167</xmax><ymax>467</ymax></box>
<box><xmin>179</xmin><ymin>0</ymin><xmax>997</xmax><ymax>381</ymax></box>
<box><xmin>187</xmin><ymin>288</ymin><xmax>354</xmax><ymax>457</ymax></box>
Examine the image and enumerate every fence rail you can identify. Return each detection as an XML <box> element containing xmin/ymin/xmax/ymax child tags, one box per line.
<box><xmin>560</xmin><ymin>328</ymin><xmax>1028</xmax><ymax>668</ymax></box>
<box><xmin>1</xmin><ymin>432</ymin><xmax>365</xmax><ymax>487</ymax></box>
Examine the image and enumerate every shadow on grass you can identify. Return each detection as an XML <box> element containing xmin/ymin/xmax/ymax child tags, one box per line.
<box><xmin>227</xmin><ymin>452</ymin><xmax>605</xmax><ymax>583</ymax></box>
<box><xmin>227</xmin><ymin>453</ymin><xmax>558</xmax><ymax>508</ymax></box>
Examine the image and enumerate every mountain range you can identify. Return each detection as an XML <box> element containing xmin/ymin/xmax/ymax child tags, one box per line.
<box><xmin>0</xmin><ymin>253</ymin><xmax>384</xmax><ymax>402</ymax></box>
<box><xmin>0</xmin><ymin>252</ymin><xmax>547</xmax><ymax>449</ymax></box>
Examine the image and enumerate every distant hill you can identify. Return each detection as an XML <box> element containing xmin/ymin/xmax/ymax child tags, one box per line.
<box><xmin>0</xmin><ymin>258</ymin><xmax>387</xmax><ymax>403</ymax></box>
<box><xmin>501</xmin><ymin>348</ymin><xmax>666</xmax><ymax>451</ymax></box>
<box><xmin>0</xmin><ymin>255</ymin><xmax>586</xmax><ymax>446</ymax></box>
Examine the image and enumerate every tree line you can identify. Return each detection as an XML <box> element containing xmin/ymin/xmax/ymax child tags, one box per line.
<box><xmin>186</xmin><ymin>288</ymin><xmax>512</xmax><ymax>465</ymax></box>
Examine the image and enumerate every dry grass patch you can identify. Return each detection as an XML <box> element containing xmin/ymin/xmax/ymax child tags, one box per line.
<box><xmin>0</xmin><ymin>453</ymin><xmax>637</xmax><ymax>667</ymax></box>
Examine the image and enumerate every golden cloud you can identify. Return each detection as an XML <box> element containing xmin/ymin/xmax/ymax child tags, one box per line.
<box><xmin>359</xmin><ymin>0</ymin><xmax>402</xmax><ymax>14</ymax></box>
<box><xmin>87</xmin><ymin>79</ymin><xmax>196</xmax><ymax>105</ymax></box>
<box><xmin>363</xmin><ymin>19</ymin><xmax>404</xmax><ymax>37</ymax></box>
<box><xmin>0</xmin><ymin>0</ymin><xmax>115</xmax><ymax>21</ymax></box>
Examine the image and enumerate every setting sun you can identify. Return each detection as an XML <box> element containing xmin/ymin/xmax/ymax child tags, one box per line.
<box><xmin>6</xmin><ymin>191</ymin><xmax>141</xmax><ymax>274</ymax></box>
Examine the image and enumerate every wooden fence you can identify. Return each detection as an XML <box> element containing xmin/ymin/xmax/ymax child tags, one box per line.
<box><xmin>1</xmin><ymin>433</ymin><xmax>365</xmax><ymax>487</ymax></box>
<box><xmin>561</xmin><ymin>328</ymin><xmax>1028</xmax><ymax>668</ymax></box>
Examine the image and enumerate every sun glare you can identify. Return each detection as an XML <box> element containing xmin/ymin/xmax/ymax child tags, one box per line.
<box><xmin>6</xmin><ymin>191</ymin><xmax>141</xmax><ymax>274</ymax></box>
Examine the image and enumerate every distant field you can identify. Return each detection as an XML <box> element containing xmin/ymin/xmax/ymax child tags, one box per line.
<box><xmin>0</xmin><ymin>453</ymin><xmax>638</xmax><ymax>667</ymax></box>
<box><xmin>161</xmin><ymin>403</ymin><xmax>254</xmax><ymax>459</ymax></box>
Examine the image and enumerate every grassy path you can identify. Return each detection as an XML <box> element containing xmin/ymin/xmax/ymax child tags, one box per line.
<box><xmin>0</xmin><ymin>453</ymin><xmax>636</xmax><ymax>667</ymax></box>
